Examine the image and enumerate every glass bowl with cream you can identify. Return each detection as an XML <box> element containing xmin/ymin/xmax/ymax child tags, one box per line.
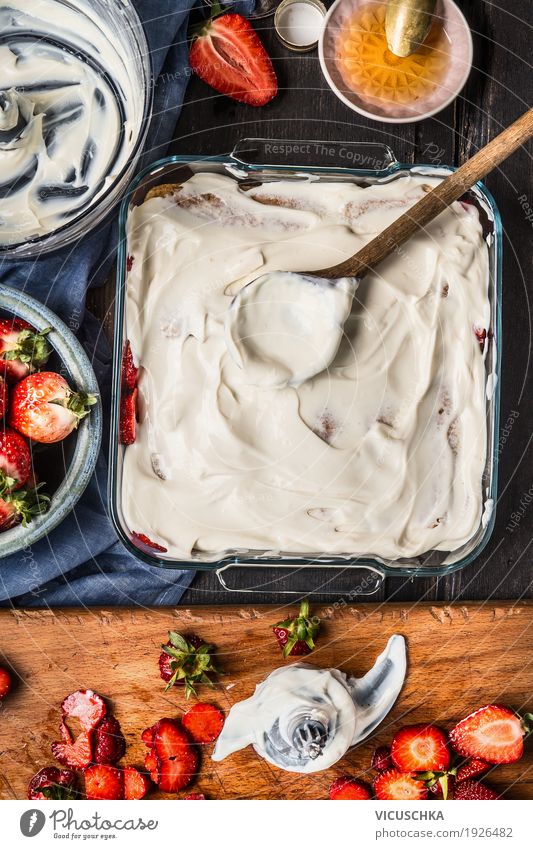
<box><xmin>109</xmin><ymin>141</ymin><xmax>501</xmax><ymax>588</ymax></box>
<box><xmin>0</xmin><ymin>0</ymin><xmax>152</xmax><ymax>257</ymax></box>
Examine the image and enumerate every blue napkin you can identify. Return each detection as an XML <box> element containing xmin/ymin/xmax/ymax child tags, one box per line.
<box><xmin>0</xmin><ymin>0</ymin><xmax>252</xmax><ymax>607</ymax></box>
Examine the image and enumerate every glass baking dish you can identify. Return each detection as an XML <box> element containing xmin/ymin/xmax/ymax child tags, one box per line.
<box><xmin>109</xmin><ymin>139</ymin><xmax>502</xmax><ymax>595</ymax></box>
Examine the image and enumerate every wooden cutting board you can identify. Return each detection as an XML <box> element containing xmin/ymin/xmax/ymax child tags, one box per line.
<box><xmin>0</xmin><ymin>603</ymin><xmax>532</xmax><ymax>800</ymax></box>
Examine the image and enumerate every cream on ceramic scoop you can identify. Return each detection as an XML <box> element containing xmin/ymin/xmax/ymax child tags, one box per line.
<box><xmin>123</xmin><ymin>171</ymin><xmax>490</xmax><ymax>560</ymax></box>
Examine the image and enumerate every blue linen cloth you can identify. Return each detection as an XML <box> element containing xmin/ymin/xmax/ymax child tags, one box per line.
<box><xmin>0</xmin><ymin>0</ymin><xmax>252</xmax><ymax>607</ymax></box>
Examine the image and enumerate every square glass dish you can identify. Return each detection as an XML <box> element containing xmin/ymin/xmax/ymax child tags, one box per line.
<box><xmin>109</xmin><ymin>139</ymin><xmax>502</xmax><ymax>594</ymax></box>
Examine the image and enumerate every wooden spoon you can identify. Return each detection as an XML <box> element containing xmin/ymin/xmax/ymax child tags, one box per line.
<box><xmin>311</xmin><ymin>106</ymin><xmax>533</xmax><ymax>281</ymax></box>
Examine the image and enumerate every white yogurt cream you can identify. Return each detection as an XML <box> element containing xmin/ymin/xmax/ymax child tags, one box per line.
<box><xmin>0</xmin><ymin>0</ymin><xmax>139</xmax><ymax>246</ymax></box>
<box><xmin>123</xmin><ymin>171</ymin><xmax>490</xmax><ymax>560</ymax></box>
<box><xmin>225</xmin><ymin>272</ymin><xmax>356</xmax><ymax>388</ymax></box>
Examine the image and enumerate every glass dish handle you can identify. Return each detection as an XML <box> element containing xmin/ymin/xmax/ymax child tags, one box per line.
<box><xmin>215</xmin><ymin>563</ymin><xmax>385</xmax><ymax>596</ymax></box>
<box><xmin>230</xmin><ymin>138</ymin><xmax>398</xmax><ymax>173</ymax></box>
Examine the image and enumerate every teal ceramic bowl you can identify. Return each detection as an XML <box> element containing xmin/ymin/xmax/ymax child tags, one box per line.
<box><xmin>0</xmin><ymin>285</ymin><xmax>102</xmax><ymax>557</ymax></box>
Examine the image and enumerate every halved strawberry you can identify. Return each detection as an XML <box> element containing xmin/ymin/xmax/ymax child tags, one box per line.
<box><xmin>153</xmin><ymin>718</ymin><xmax>199</xmax><ymax>793</ymax></box>
<box><xmin>61</xmin><ymin>690</ymin><xmax>107</xmax><ymax>732</ymax></box>
<box><xmin>391</xmin><ymin>724</ymin><xmax>450</xmax><ymax>773</ymax></box>
<box><xmin>456</xmin><ymin>757</ymin><xmax>491</xmax><ymax>782</ymax></box>
<box><xmin>124</xmin><ymin>766</ymin><xmax>152</xmax><ymax>800</ymax></box>
<box><xmin>189</xmin><ymin>10</ymin><xmax>277</xmax><ymax>107</ymax></box>
<box><xmin>449</xmin><ymin>705</ymin><xmax>531</xmax><ymax>764</ymax></box>
<box><xmin>454</xmin><ymin>779</ymin><xmax>499</xmax><ymax>800</ymax></box>
<box><xmin>185</xmin><ymin>792</ymin><xmax>206</xmax><ymax>799</ymax></box>
<box><xmin>272</xmin><ymin>599</ymin><xmax>320</xmax><ymax>657</ymax></box>
<box><xmin>182</xmin><ymin>703</ymin><xmax>224</xmax><ymax>744</ymax></box>
<box><xmin>374</xmin><ymin>769</ymin><xmax>428</xmax><ymax>801</ymax></box>
<box><xmin>28</xmin><ymin>767</ymin><xmax>78</xmax><ymax>800</ymax></box>
<box><xmin>121</xmin><ymin>341</ymin><xmax>138</xmax><ymax>392</ymax></box>
<box><xmin>119</xmin><ymin>388</ymin><xmax>137</xmax><ymax>445</ymax></box>
<box><xmin>84</xmin><ymin>764</ymin><xmax>124</xmax><ymax>800</ymax></box>
<box><xmin>51</xmin><ymin>722</ymin><xmax>93</xmax><ymax>769</ymax></box>
<box><xmin>329</xmin><ymin>776</ymin><xmax>372</xmax><ymax>800</ymax></box>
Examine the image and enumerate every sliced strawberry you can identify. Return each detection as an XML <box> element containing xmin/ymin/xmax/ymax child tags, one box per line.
<box><xmin>391</xmin><ymin>724</ymin><xmax>450</xmax><ymax>773</ymax></box>
<box><xmin>371</xmin><ymin>745</ymin><xmax>392</xmax><ymax>772</ymax></box>
<box><xmin>124</xmin><ymin>766</ymin><xmax>152</xmax><ymax>800</ymax></box>
<box><xmin>121</xmin><ymin>341</ymin><xmax>138</xmax><ymax>392</ymax></box>
<box><xmin>52</xmin><ymin>722</ymin><xmax>93</xmax><ymax>769</ymax></box>
<box><xmin>456</xmin><ymin>757</ymin><xmax>491</xmax><ymax>782</ymax></box>
<box><xmin>141</xmin><ymin>725</ymin><xmax>156</xmax><ymax>748</ymax></box>
<box><xmin>84</xmin><ymin>764</ymin><xmax>124</xmax><ymax>800</ymax></box>
<box><xmin>153</xmin><ymin>718</ymin><xmax>199</xmax><ymax>793</ymax></box>
<box><xmin>28</xmin><ymin>767</ymin><xmax>78</xmax><ymax>800</ymax></box>
<box><xmin>61</xmin><ymin>690</ymin><xmax>107</xmax><ymax>732</ymax></box>
<box><xmin>126</xmin><ymin>255</ymin><xmax>135</xmax><ymax>273</ymax></box>
<box><xmin>474</xmin><ymin>326</ymin><xmax>487</xmax><ymax>352</ymax></box>
<box><xmin>131</xmin><ymin>531</ymin><xmax>167</xmax><ymax>553</ymax></box>
<box><xmin>0</xmin><ymin>665</ymin><xmax>12</xmax><ymax>699</ymax></box>
<box><xmin>182</xmin><ymin>703</ymin><xmax>225</xmax><ymax>744</ymax></box>
<box><xmin>185</xmin><ymin>792</ymin><xmax>206</xmax><ymax>799</ymax></box>
<box><xmin>449</xmin><ymin>705</ymin><xmax>530</xmax><ymax>764</ymax></box>
<box><xmin>119</xmin><ymin>388</ymin><xmax>137</xmax><ymax>445</ymax></box>
<box><xmin>374</xmin><ymin>769</ymin><xmax>428</xmax><ymax>801</ymax></box>
<box><xmin>454</xmin><ymin>779</ymin><xmax>499</xmax><ymax>800</ymax></box>
<box><xmin>144</xmin><ymin>750</ymin><xmax>159</xmax><ymax>783</ymax></box>
<box><xmin>189</xmin><ymin>12</ymin><xmax>277</xmax><ymax>107</ymax></box>
<box><xmin>272</xmin><ymin>599</ymin><xmax>320</xmax><ymax>657</ymax></box>
<box><xmin>329</xmin><ymin>776</ymin><xmax>372</xmax><ymax>800</ymax></box>
<box><xmin>93</xmin><ymin>715</ymin><xmax>126</xmax><ymax>765</ymax></box>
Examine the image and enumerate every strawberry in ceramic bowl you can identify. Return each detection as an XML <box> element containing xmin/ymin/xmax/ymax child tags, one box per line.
<box><xmin>9</xmin><ymin>372</ymin><xmax>96</xmax><ymax>444</ymax></box>
<box><xmin>0</xmin><ymin>284</ymin><xmax>101</xmax><ymax>557</ymax></box>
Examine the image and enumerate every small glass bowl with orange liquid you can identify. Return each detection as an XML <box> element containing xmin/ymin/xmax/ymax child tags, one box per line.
<box><xmin>319</xmin><ymin>0</ymin><xmax>473</xmax><ymax>122</ymax></box>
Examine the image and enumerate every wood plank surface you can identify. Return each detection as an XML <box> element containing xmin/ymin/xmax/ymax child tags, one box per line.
<box><xmin>1</xmin><ymin>603</ymin><xmax>532</xmax><ymax>799</ymax></box>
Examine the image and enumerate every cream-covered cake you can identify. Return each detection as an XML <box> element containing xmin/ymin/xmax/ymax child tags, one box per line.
<box><xmin>123</xmin><ymin>171</ymin><xmax>490</xmax><ymax>560</ymax></box>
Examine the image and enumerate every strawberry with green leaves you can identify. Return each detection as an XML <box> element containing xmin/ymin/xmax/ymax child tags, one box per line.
<box><xmin>28</xmin><ymin>767</ymin><xmax>78</xmax><ymax>801</ymax></box>
<box><xmin>0</xmin><ymin>482</ymin><xmax>49</xmax><ymax>531</ymax></box>
<box><xmin>159</xmin><ymin>632</ymin><xmax>220</xmax><ymax>698</ymax></box>
<box><xmin>0</xmin><ymin>427</ymin><xmax>31</xmax><ymax>491</ymax></box>
<box><xmin>0</xmin><ymin>319</ymin><xmax>52</xmax><ymax>383</ymax></box>
<box><xmin>272</xmin><ymin>600</ymin><xmax>319</xmax><ymax>657</ymax></box>
<box><xmin>9</xmin><ymin>372</ymin><xmax>97</xmax><ymax>444</ymax></box>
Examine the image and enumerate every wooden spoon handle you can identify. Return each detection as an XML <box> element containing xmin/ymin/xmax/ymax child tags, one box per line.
<box><xmin>315</xmin><ymin>106</ymin><xmax>533</xmax><ymax>280</ymax></box>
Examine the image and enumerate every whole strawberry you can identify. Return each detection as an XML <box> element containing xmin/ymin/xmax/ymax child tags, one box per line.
<box><xmin>454</xmin><ymin>779</ymin><xmax>499</xmax><ymax>800</ymax></box>
<box><xmin>159</xmin><ymin>632</ymin><xmax>220</xmax><ymax>698</ymax></box>
<box><xmin>272</xmin><ymin>600</ymin><xmax>319</xmax><ymax>657</ymax></box>
<box><xmin>0</xmin><ymin>319</ymin><xmax>51</xmax><ymax>383</ymax></box>
<box><xmin>0</xmin><ymin>427</ymin><xmax>31</xmax><ymax>490</ymax></box>
<box><xmin>9</xmin><ymin>372</ymin><xmax>97</xmax><ymax>443</ymax></box>
<box><xmin>0</xmin><ymin>483</ymin><xmax>49</xmax><ymax>531</ymax></box>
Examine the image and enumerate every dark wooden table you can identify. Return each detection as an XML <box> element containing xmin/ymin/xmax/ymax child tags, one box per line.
<box><xmin>90</xmin><ymin>0</ymin><xmax>532</xmax><ymax>605</ymax></box>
